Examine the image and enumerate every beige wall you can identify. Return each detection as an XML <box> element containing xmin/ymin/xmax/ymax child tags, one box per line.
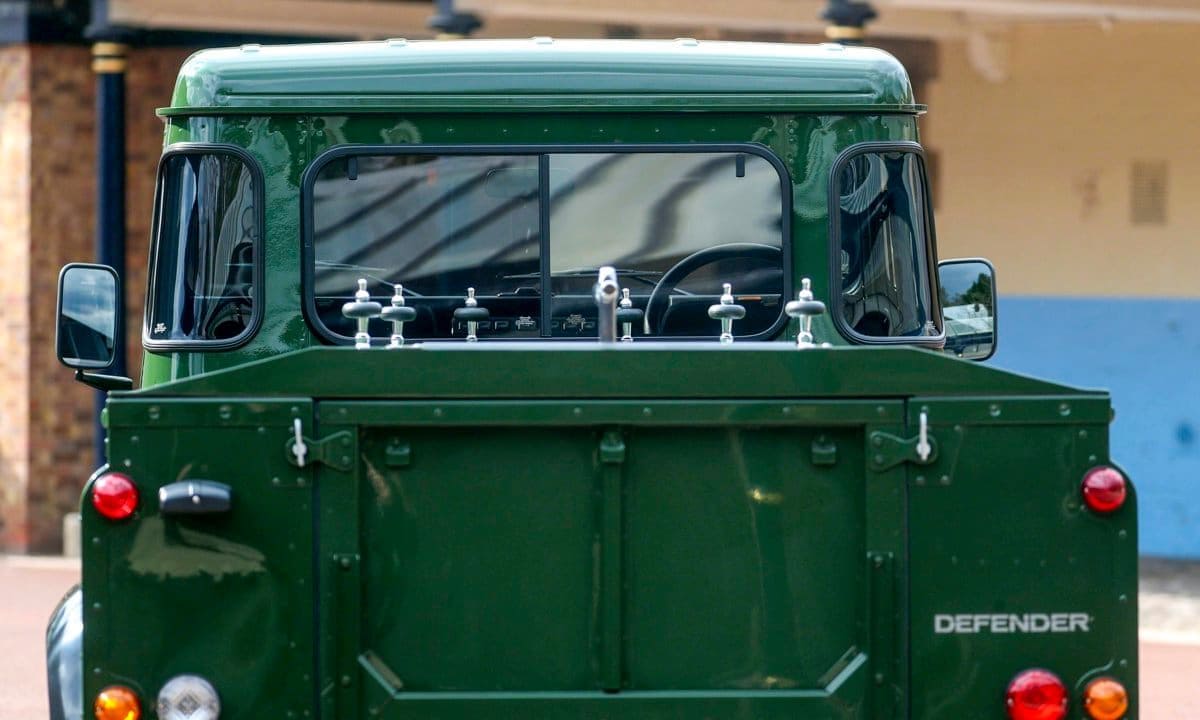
<box><xmin>925</xmin><ymin>23</ymin><xmax>1200</xmax><ymax>298</ymax></box>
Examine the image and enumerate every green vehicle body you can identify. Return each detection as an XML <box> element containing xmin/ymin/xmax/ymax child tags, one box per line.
<box><xmin>57</xmin><ymin>40</ymin><xmax>1136</xmax><ymax>720</ymax></box>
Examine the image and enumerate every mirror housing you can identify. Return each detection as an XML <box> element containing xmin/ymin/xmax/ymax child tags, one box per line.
<box><xmin>56</xmin><ymin>263</ymin><xmax>120</xmax><ymax>370</ymax></box>
<box><xmin>938</xmin><ymin>258</ymin><xmax>997</xmax><ymax>361</ymax></box>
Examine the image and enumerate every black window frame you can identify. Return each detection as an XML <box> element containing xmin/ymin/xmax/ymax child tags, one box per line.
<box><xmin>142</xmin><ymin>143</ymin><xmax>266</xmax><ymax>352</ymax></box>
<box><xmin>300</xmin><ymin>143</ymin><xmax>794</xmax><ymax>345</ymax></box>
<box><xmin>827</xmin><ymin>141</ymin><xmax>945</xmax><ymax>349</ymax></box>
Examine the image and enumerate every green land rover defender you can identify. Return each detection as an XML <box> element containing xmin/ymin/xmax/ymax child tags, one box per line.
<box><xmin>49</xmin><ymin>39</ymin><xmax>1136</xmax><ymax>720</ymax></box>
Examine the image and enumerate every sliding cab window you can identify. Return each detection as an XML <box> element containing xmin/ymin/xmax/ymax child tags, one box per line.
<box><xmin>308</xmin><ymin>148</ymin><xmax>788</xmax><ymax>342</ymax></box>
<box><xmin>145</xmin><ymin>149</ymin><xmax>261</xmax><ymax>347</ymax></box>
<box><xmin>834</xmin><ymin>146</ymin><xmax>938</xmax><ymax>341</ymax></box>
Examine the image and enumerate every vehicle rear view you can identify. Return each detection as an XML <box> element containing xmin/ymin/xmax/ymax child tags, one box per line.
<box><xmin>50</xmin><ymin>39</ymin><xmax>1136</xmax><ymax>720</ymax></box>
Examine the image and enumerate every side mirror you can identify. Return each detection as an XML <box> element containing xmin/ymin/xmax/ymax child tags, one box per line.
<box><xmin>938</xmin><ymin>258</ymin><xmax>996</xmax><ymax>361</ymax></box>
<box><xmin>57</xmin><ymin>263</ymin><xmax>120</xmax><ymax>370</ymax></box>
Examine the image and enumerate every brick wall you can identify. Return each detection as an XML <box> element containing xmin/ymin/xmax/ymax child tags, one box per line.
<box><xmin>27</xmin><ymin>44</ymin><xmax>96</xmax><ymax>552</ymax></box>
<box><xmin>0</xmin><ymin>46</ymin><xmax>33</xmax><ymax>551</ymax></box>
<box><xmin>0</xmin><ymin>43</ymin><xmax>194</xmax><ymax>552</ymax></box>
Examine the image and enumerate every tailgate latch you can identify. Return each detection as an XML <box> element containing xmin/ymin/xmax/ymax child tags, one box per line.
<box><xmin>868</xmin><ymin>411</ymin><xmax>938</xmax><ymax>471</ymax></box>
<box><xmin>285</xmin><ymin>420</ymin><xmax>355</xmax><ymax>472</ymax></box>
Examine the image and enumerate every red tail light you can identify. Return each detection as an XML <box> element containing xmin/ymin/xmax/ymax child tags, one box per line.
<box><xmin>1082</xmin><ymin>466</ymin><xmax>1127</xmax><ymax>514</ymax></box>
<box><xmin>1006</xmin><ymin>669</ymin><xmax>1068</xmax><ymax>720</ymax></box>
<box><xmin>92</xmin><ymin>472</ymin><xmax>139</xmax><ymax>521</ymax></box>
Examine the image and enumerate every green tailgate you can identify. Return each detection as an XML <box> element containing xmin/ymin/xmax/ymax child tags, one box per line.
<box><xmin>316</xmin><ymin>399</ymin><xmax>909</xmax><ymax>720</ymax></box>
<box><xmin>101</xmin><ymin>346</ymin><xmax>1132</xmax><ymax>719</ymax></box>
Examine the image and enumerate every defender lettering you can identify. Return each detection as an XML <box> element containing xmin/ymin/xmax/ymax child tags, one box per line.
<box><xmin>934</xmin><ymin>613</ymin><xmax>1091</xmax><ymax>634</ymax></box>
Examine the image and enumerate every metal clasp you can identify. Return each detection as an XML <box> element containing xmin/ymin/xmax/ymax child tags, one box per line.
<box><xmin>292</xmin><ymin>418</ymin><xmax>308</xmax><ymax>468</ymax></box>
<box><xmin>916</xmin><ymin>411</ymin><xmax>932</xmax><ymax>462</ymax></box>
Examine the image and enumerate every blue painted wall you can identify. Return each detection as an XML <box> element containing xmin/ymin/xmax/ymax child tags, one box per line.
<box><xmin>990</xmin><ymin>297</ymin><xmax>1200</xmax><ymax>558</ymax></box>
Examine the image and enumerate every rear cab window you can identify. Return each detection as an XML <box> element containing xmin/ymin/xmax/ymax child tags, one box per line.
<box><xmin>304</xmin><ymin>145</ymin><xmax>791</xmax><ymax>342</ymax></box>
<box><xmin>145</xmin><ymin>146</ymin><xmax>262</xmax><ymax>348</ymax></box>
<box><xmin>831</xmin><ymin>142</ymin><xmax>940</xmax><ymax>343</ymax></box>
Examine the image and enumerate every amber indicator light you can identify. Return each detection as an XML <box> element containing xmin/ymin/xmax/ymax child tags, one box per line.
<box><xmin>1084</xmin><ymin>677</ymin><xmax>1128</xmax><ymax>720</ymax></box>
<box><xmin>91</xmin><ymin>472</ymin><xmax>139</xmax><ymax>521</ymax></box>
<box><xmin>1006</xmin><ymin>668</ymin><xmax>1068</xmax><ymax>720</ymax></box>
<box><xmin>95</xmin><ymin>685</ymin><xmax>141</xmax><ymax>720</ymax></box>
<box><xmin>1081</xmin><ymin>466</ymin><xmax>1127</xmax><ymax>514</ymax></box>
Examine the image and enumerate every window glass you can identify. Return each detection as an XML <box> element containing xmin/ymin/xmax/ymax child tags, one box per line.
<box><xmin>548</xmin><ymin>153</ymin><xmax>783</xmax><ymax>337</ymax></box>
<box><xmin>146</xmin><ymin>153</ymin><xmax>257</xmax><ymax>343</ymax></box>
<box><xmin>309</xmin><ymin>149</ymin><xmax>786</xmax><ymax>342</ymax></box>
<box><xmin>312</xmin><ymin>154</ymin><xmax>541</xmax><ymax>339</ymax></box>
<box><xmin>836</xmin><ymin>150</ymin><xmax>936</xmax><ymax>339</ymax></box>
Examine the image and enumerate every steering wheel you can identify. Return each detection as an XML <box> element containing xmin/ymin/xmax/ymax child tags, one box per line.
<box><xmin>643</xmin><ymin>242</ymin><xmax>783</xmax><ymax>335</ymax></box>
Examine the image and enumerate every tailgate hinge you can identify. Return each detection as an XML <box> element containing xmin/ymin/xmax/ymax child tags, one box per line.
<box><xmin>285</xmin><ymin>420</ymin><xmax>355</xmax><ymax>472</ymax></box>
<box><xmin>868</xmin><ymin>411</ymin><xmax>938</xmax><ymax>471</ymax></box>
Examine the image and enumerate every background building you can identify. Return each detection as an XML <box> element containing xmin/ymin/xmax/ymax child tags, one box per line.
<box><xmin>0</xmin><ymin>0</ymin><xmax>1196</xmax><ymax>556</ymax></box>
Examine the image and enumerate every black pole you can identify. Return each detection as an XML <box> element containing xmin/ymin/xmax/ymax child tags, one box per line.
<box><xmin>91</xmin><ymin>37</ymin><xmax>128</xmax><ymax>466</ymax></box>
<box><xmin>821</xmin><ymin>0</ymin><xmax>877</xmax><ymax>45</ymax></box>
<box><xmin>428</xmin><ymin>0</ymin><xmax>482</xmax><ymax>38</ymax></box>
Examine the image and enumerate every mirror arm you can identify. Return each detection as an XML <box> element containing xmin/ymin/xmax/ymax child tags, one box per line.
<box><xmin>74</xmin><ymin>369</ymin><xmax>133</xmax><ymax>392</ymax></box>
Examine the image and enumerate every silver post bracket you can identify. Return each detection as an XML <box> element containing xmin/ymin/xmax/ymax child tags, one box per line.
<box><xmin>341</xmin><ymin>278</ymin><xmax>383</xmax><ymax>350</ymax></box>
<box><xmin>595</xmin><ymin>266</ymin><xmax>619</xmax><ymax>344</ymax></box>
<box><xmin>381</xmin><ymin>283</ymin><xmax>417</xmax><ymax>348</ymax></box>
<box><xmin>784</xmin><ymin>278</ymin><xmax>828</xmax><ymax>350</ymax></box>
<box><xmin>707</xmin><ymin>282</ymin><xmax>746</xmax><ymax>344</ymax></box>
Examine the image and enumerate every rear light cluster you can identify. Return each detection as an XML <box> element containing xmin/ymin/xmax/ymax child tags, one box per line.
<box><xmin>1081</xmin><ymin>466</ymin><xmax>1127</xmax><ymax>514</ymax></box>
<box><xmin>157</xmin><ymin>675</ymin><xmax>222</xmax><ymax>720</ymax></box>
<box><xmin>94</xmin><ymin>685</ymin><xmax>140</xmax><ymax>720</ymax></box>
<box><xmin>1005</xmin><ymin>670</ymin><xmax>1129</xmax><ymax>720</ymax></box>
<box><xmin>91</xmin><ymin>472</ymin><xmax>139</xmax><ymax>521</ymax></box>
<box><xmin>1006</xmin><ymin>669</ymin><xmax>1068</xmax><ymax>720</ymax></box>
<box><xmin>94</xmin><ymin>676</ymin><xmax>221</xmax><ymax>720</ymax></box>
<box><xmin>1084</xmin><ymin>677</ymin><xmax>1129</xmax><ymax>720</ymax></box>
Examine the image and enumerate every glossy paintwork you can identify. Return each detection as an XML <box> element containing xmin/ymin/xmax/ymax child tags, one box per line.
<box><xmin>139</xmin><ymin>344</ymin><xmax>1087</xmax><ymax>399</ymax></box>
<box><xmin>95</xmin><ymin>348</ymin><xmax>1137</xmax><ymax>720</ymax></box>
<box><xmin>75</xmin><ymin>39</ymin><xmax>1139</xmax><ymax>720</ymax></box>
<box><xmin>83</xmin><ymin>402</ymin><xmax>316</xmax><ymax>720</ymax></box>
<box><xmin>140</xmin><ymin>109</ymin><xmax>920</xmax><ymax>386</ymax></box>
<box><xmin>162</xmin><ymin>40</ymin><xmax>919</xmax><ymax>115</ymax></box>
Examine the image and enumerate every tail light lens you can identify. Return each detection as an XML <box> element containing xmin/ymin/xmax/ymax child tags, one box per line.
<box><xmin>1081</xmin><ymin>466</ymin><xmax>1127</xmax><ymax>514</ymax></box>
<box><xmin>157</xmin><ymin>674</ymin><xmax>221</xmax><ymax>720</ymax></box>
<box><xmin>92</xmin><ymin>472</ymin><xmax>139</xmax><ymax>521</ymax></box>
<box><xmin>1084</xmin><ymin>677</ymin><xmax>1128</xmax><ymax>720</ymax></box>
<box><xmin>1006</xmin><ymin>669</ymin><xmax>1068</xmax><ymax>720</ymax></box>
<box><xmin>95</xmin><ymin>685</ymin><xmax>141</xmax><ymax>720</ymax></box>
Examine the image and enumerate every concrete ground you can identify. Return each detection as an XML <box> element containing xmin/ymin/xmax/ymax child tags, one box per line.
<box><xmin>2</xmin><ymin>555</ymin><xmax>1197</xmax><ymax>720</ymax></box>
